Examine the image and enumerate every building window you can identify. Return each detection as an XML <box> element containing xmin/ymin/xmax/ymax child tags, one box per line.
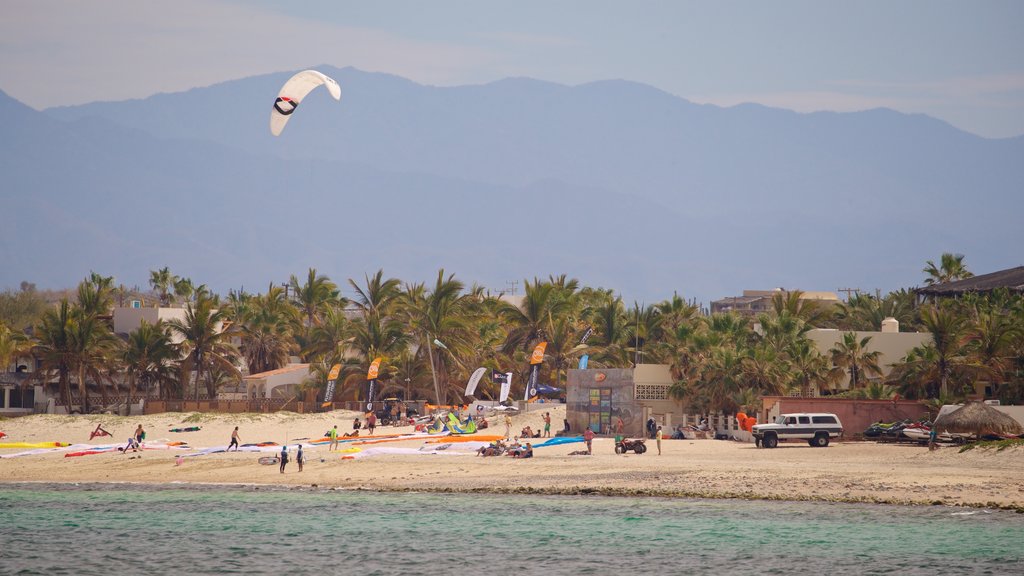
<box><xmin>635</xmin><ymin>384</ymin><xmax>669</xmax><ymax>401</ymax></box>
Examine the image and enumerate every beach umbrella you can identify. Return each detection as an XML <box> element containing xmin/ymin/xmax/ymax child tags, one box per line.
<box><xmin>933</xmin><ymin>401</ymin><xmax>1023</xmax><ymax>438</ymax></box>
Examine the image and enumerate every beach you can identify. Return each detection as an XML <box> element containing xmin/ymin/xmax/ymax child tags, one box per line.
<box><xmin>2</xmin><ymin>406</ymin><xmax>1022</xmax><ymax>511</ymax></box>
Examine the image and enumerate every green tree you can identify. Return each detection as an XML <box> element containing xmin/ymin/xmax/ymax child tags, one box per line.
<box><xmin>122</xmin><ymin>320</ymin><xmax>179</xmax><ymax>404</ymax></box>
<box><xmin>923</xmin><ymin>253</ymin><xmax>973</xmax><ymax>286</ymax></box>
<box><xmin>830</xmin><ymin>332</ymin><xmax>882</xmax><ymax>390</ymax></box>
<box><xmin>149</xmin><ymin>267</ymin><xmax>177</xmax><ymax>306</ymax></box>
<box><xmin>167</xmin><ymin>293</ymin><xmax>241</xmax><ymax>399</ymax></box>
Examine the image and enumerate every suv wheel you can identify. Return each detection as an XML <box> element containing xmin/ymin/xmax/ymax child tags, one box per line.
<box><xmin>812</xmin><ymin>433</ymin><xmax>829</xmax><ymax>447</ymax></box>
<box><xmin>763</xmin><ymin>434</ymin><xmax>778</xmax><ymax>449</ymax></box>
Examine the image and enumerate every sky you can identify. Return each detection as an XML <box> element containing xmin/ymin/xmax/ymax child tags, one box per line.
<box><xmin>2</xmin><ymin>0</ymin><xmax>1023</xmax><ymax>138</ymax></box>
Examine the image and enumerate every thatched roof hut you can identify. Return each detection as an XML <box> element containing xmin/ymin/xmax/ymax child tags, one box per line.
<box><xmin>933</xmin><ymin>402</ymin><xmax>1024</xmax><ymax>438</ymax></box>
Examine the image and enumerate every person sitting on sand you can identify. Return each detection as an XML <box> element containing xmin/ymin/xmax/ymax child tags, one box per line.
<box><xmin>521</xmin><ymin>426</ymin><xmax>533</xmax><ymax>438</ymax></box>
<box><xmin>343</xmin><ymin>429</ymin><xmax>360</xmax><ymax>438</ymax></box>
<box><xmin>118</xmin><ymin>437</ymin><xmax>140</xmax><ymax>453</ymax></box>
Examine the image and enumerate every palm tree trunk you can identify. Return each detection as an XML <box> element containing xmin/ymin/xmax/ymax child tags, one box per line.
<box><xmin>77</xmin><ymin>365</ymin><xmax>89</xmax><ymax>412</ymax></box>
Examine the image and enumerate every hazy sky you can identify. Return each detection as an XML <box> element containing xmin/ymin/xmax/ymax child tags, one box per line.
<box><xmin>3</xmin><ymin>0</ymin><xmax>1023</xmax><ymax>138</ymax></box>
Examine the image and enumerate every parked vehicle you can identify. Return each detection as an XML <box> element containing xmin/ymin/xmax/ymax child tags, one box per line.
<box><xmin>751</xmin><ymin>413</ymin><xmax>844</xmax><ymax>448</ymax></box>
<box><xmin>614</xmin><ymin>437</ymin><xmax>647</xmax><ymax>454</ymax></box>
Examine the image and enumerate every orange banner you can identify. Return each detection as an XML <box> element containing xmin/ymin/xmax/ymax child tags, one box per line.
<box><xmin>367</xmin><ymin>357</ymin><xmax>382</xmax><ymax>380</ymax></box>
<box><xmin>327</xmin><ymin>363</ymin><xmax>342</xmax><ymax>381</ymax></box>
<box><xmin>529</xmin><ymin>342</ymin><xmax>547</xmax><ymax>365</ymax></box>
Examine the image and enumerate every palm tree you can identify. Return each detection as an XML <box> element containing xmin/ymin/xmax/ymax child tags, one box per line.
<box><xmin>167</xmin><ymin>293</ymin><xmax>240</xmax><ymax>399</ymax></box>
<box><xmin>500</xmin><ymin>278</ymin><xmax>571</xmax><ymax>354</ymax></box>
<box><xmin>923</xmin><ymin>253</ymin><xmax>973</xmax><ymax>286</ymax></box>
<box><xmin>402</xmin><ymin>270</ymin><xmax>478</xmax><ymax>404</ymax></box>
<box><xmin>349</xmin><ymin>269</ymin><xmax>403</xmax><ymax>319</ymax></box>
<box><xmin>238</xmin><ymin>289</ymin><xmax>297</xmax><ymax>375</ymax></box>
<box><xmin>149</xmin><ymin>267</ymin><xmax>177</xmax><ymax>306</ymax></box>
<box><xmin>32</xmin><ymin>300</ymin><xmax>77</xmax><ymax>409</ymax></box>
<box><xmin>964</xmin><ymin>297</ymin><xmax>1022</xmax><ymax>399</ymax></box>
<box><xmin>919</xmin><ymin>303</ymin><xmax>968</xmax><ymax>397</ymax></box>
<box><xmin>290</xmin><ymin>268</ymin><xmax>341</xmax><ymax>330</ymax></box>
<box><xmin>588</xmin><ymin>297</ymin><xmax>633</xmax><ymax>367</ymax></box>
<box><xmin>0</xmin><ymin>321</ymin><xmax>31</xmax><ymax>376</ymax></box>
<box><xmin>770</xmin><ymin>290</ymin><xmax>832</xmax><ymax>327</ymax></box>
<box><xmin>830</xmin><ymin>332</ymin><xmax>883</xmax><ymax>390</ymax></box>
<box><xmin>122</xmin><ymin>320</ymin><xmax>179</xmax><ymax>404</ymax></box>
<box><xmin>788</xmin><ymin>340</ymin><xmax>838</xmax><ymax>396</ymax></box>
<box><xmin>69</xmin><ymin>311</ymin><xmax>120</xmax><ymax>407</ymax></box>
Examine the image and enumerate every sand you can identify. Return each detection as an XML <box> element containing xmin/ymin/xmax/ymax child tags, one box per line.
<box><xmin>2</xmin><ymin>406</ymin><xmax>1022</xmax><ymax>511</ymax></box>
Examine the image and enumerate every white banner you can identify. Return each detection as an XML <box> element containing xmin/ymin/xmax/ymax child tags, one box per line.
<box><xmin>498</xmin><ymin>372</ymin><xmax>513</xmax><ymax>402</ymax></box>
<box><xmin>464</xmin><ymin>367</ymin><xmax>487</xmax><ymax>397</ymax></box>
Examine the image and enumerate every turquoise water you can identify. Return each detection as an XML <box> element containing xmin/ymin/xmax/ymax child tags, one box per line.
<box><xmin>1</xmin><ymin>484</ymin><xmax>1022</xmax><ymax>575</ymax></box>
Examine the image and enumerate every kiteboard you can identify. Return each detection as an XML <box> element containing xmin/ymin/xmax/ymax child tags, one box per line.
<box><xmin>258</xmin><ymin>456</ymin><xmax>280</xmax><ymax>466</ymax></box>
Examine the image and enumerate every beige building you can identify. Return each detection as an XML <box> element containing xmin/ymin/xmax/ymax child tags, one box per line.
<box><xmin>710</xmin><ymin>289</ymin><xmax>840</xmax><ymax>316</ymax></box>
<box><xmin>566</xmin><ymin>364</ymin><xmax>678</xmax><ymax>436</ymax></box>
<box><xmin>807</xmin><ymin>321</ymin><xmax>931</xmax><ymax>388</ymax></box>
<box><xmin>112</xmin><ymin>305</ymin><xmax>194</xmax><ymax>342</ymax></box>
<box><xmin>238</xmin><ymin>363</ymin><xmax>311</xmax><ymax>399</ymax></box>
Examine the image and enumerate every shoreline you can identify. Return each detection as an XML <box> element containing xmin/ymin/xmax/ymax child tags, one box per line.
<box><xmin>3</xmin><ymin>479</ymin><xmax>1022</xmax><ymax>513</ymax></box>
<box><xmin>3</xmin><ymin>409</ymin><xmax>1023</xmax><ymax>513</ymax></box>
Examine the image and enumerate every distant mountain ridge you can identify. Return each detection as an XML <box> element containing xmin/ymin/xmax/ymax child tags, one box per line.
<box><xmin>1</xmin><ymin>67</ymin><xmax>1021</xmax><ymax>303</ymax></box>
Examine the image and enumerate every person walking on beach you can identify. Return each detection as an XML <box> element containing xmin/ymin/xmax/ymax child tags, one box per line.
<box><xmin>328</xmin><ymin>425</ymin><xmax>339</xmax><ymax>451</ymax></box>
<box><xmin>928</xmin><ymin>427</ymin><xmax>939</xmax><ymax>451</ymax></box>
<box><xmin>134</xmin><ymin>424</ymin><xmax>145</xmax><ymax>446</ymax></box>
<box><xmin>279</xmin><ymin>445</ymin><xmax>289</xmax><ymax>473</ymax></box>
<box><xmin>583</xmin><ymin>427</ymin><xmax>595</xmax><ymax>455</ymax></box>
<box><xmin>228</xmin><ymin>426</ymin><xmax>240</xmax><ymax>452</ymax></box>
<box><xmin>504</xmin><ymin>414</ymin><xmax>513</xmax><ymax>438</ymax></box>
<box><xmin>367</xmin><ymin>412</ymin><xmax>377</xmax><ymax>435</ymax></box>
<box><xmin>656</xmin><ymin>426</ymin><xmax>663</xmax><ymax>455</ymax></box>
<box><xmin>543</xmin><ymin>412</ymin><xmax>552</xmax><ymax>437</ymax></box>
<box><xmin>296</xmin><ymin>444</ymin><xmax>304</xmax><ymax>472</ymax></box>
<box><xmin>615</xmin><ymin>417</ymin><xmax>624</xmax><ymax>435</ymax></box>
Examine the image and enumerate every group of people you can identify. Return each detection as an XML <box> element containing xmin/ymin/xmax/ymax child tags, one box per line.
<box><xmin>475</xmin><ymin>438</ymin><xmax>533</xmax><ymax>458</ymax></box>
<box><xmin>278</xmin><ymin>444</ymin><xmax>304</xmax><ymax>473</ymax></box>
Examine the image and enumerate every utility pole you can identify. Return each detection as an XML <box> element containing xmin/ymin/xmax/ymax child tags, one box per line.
<box><xmin>836</xmin><ymin>287</ymin><xmax>861</xmax><ymax>301</ymax></box>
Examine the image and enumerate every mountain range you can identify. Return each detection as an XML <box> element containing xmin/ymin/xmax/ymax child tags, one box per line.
<box><xmin>2</xmin><ymin>65</ymin><xmax>1022</xmax><ymax>305</ymax></box>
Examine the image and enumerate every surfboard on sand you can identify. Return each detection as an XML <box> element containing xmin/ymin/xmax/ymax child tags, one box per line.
<box><xmin>258</xmin><ymin>456</ymin><xmax>280</xmax><ymax>465</ymax></box>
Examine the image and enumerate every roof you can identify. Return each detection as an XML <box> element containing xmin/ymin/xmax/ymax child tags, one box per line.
<box><xmin>916</xmin><ymin>266</ymin><xmax>1024</xmax><ymax>296</ymax></box>
<box><xmin>243</xmin><ymin>364</ymin><xmax>310</xmax><ymax>380</ymax></box>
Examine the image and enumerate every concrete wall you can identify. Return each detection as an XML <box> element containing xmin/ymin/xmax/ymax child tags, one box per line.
<box><xmin>113</xmin><ymin>307</ymin><xmax>191</xmax><ymax>342</ymax></box>
<box><xmin>807</xmin><ymin>329</ymin><xmax>931</xmax><ymax>380</ymax></box>
<box><xmin>566</xmin><ymin>365</ymin><xmax>678</xmax><ymax>436</ymax></box>
<box><xmin>760</xmin><ymin>396</ymin><xmax>932</xmax><ymax>436</ymax></box>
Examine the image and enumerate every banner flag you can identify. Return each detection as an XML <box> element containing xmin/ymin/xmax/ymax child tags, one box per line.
<box><xmin>498</xmin><ymin>372</ymin><xmax>512</xmax><ymax>402</ymax></box>
<box><xmin>322</xmin><ymin>363</ymin><xmax>342</xmax><ymax>407</ymax></box>
<box><xmin>367</xmin><ymin>357</ymin><xmax>382</xmax><ymax>380</ymax></box>
<box><xmin>367</xmin><ymin>379</ymin><xmax>377</xmax><ymax>411</ymax></box>
<box><xmin>578</xmin><ymin>355</ymin><xmax>589</xmax><ymax>370</ymax></box>
<box><xmin>525</xmin><ymin>364</ymin><xmax>540</xmax><ymax>400</ymax></box>
<box><xmin>465</xmin><ymin>367</ymin><xmax>487</xmax><ymax>396</ymax></box>
<box><xmin>529</xmin><ymin>342</ymin><xmax>547</xmax><ymax>365</ymax></box>
<box><xmin>578</xmin><ymin>326</ymin><xmax>594</xmax><ymax>345</ymax></box>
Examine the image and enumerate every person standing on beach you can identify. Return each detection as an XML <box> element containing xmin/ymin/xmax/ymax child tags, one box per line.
<box><xmin>615</xmin><ymin>417</ymin><xmax>624</xmax><ymax>435</ymax></box>
<box><xmin>296</xmin><ymin>444</ymin><xmax>304</xmax><ymax>472</ymax></box>
<box><xmin>504</xmin><ymin>414</ymin><xmax>513</xmax><ymax>438</ymax></box>
<box><xmin>134</xmin><ymin>425</ymin><xmax>145</xmax><ymax>446</ymax></box>
<box><xmin>279</xmin><ymin>445</ymin><xmax>288</xmax><ymax>473</ymax></box>
<box><xmin>328</xmin><ymin>425</ymin><xmax>339</xmax><ymax>451</ymax></box>
<box><xmin>367</xmin><ymin>412</ymin><xmax>377</xmax><ymax>435</ymax></box>
<box><xmin>656</xmin><ymin>426</ymin><xmax>663</xmax><ymax>455</ymax></box>
<box><xmin>583</xmin><ymin>427</ymin><xmax>595</xmax><ymax>455</ymax></box>
<box><xmin>228</xmin><ymin>427</ymin><xmax>240</xmax><ymax>452</ymax></box>
<box><xmin>543</xmin><ymin>412</ymin><xmax>552</xmax><ymax>437</ymax></box>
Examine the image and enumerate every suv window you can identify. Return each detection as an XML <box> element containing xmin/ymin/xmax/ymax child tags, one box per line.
<box><xmin>798</xmin><ymin>416</ymin><xmax>810</xmax><ymax>424</ymax></box>
<box><xmin>812</xmin><ymin>416</ymin><xmax>837</xmax><ymax>424</ymax></box>
<box><xmin>785</xmin><ymin>417</ymin><xmax>797</xmax><ymax>425</ymax></box>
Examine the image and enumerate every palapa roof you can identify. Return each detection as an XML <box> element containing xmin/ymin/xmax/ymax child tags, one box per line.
<box><xmin>916</xmin><ymin>266</ymin><xmax>1024</xmax><ymax>297</ymax></box>
<box><xmin>933</xmin><ymin>401</ymin><xmax>1024</xmax><ymax>437</ymax></box>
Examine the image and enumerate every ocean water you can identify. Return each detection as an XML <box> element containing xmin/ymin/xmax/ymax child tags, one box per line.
<box><xmin>1</xmin><ymin>484</ymin><xmax>1021</xmax><ymax>575</ymax></box>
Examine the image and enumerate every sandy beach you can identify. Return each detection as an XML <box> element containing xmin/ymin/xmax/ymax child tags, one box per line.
<box><xmin>2</xmin><ymin>406</ymin><xmax>1022</xmax><ymax>511</ymax></box>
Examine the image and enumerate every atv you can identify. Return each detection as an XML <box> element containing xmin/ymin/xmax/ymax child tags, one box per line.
<box><xmin>614</xmin><ymin>437</ymin><xmax>647</xmax><ymax>454</ymax></box>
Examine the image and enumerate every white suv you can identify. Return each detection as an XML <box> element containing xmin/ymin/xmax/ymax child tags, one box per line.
<box><xmin>751</xmin><ymin>413</ymin><xmax>843</xmax><ymax>448</ymax></box>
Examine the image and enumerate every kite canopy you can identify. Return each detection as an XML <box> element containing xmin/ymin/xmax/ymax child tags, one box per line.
<box><xmin>270</xmin><ymin>70</ymin><xmax>342</xmax><ymax>136</ymax></box>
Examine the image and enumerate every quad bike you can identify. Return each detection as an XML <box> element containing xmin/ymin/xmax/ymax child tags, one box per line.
<box><xmin>614</xmin><ymin>437</ymin><xmax>647</xmax><ymax>454</ymax></box>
